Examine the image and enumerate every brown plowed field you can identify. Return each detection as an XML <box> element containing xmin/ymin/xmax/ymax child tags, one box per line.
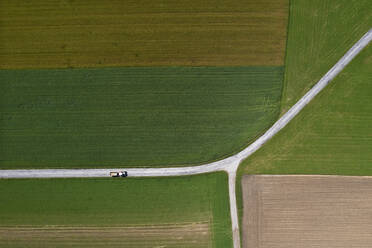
<box><xmin>0</xmin><ymin>222</ymin><xmax>210</xmax><ymax>247</ymax></box>
<box><xmin>242</xmin><ymin>175</ymin><xmax>372</xmax><ymax>248</ymax></box>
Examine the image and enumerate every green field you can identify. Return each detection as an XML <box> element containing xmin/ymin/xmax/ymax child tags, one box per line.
<box><xmin>281</xmin><ymin>0</ymin><xmax>372</xmax><ymax>113</ymax></box>
<box><xmin>0</xmin><ymin>0</ymin><xmax>288</xmax><ymax>69</ymax></box>
<box><xmin>0</xmin><ymin>172</ymin><xmax>232</xmax><ymax>247</ymax></box>
<box><xmin>0</xmin><ymin>66</ymin><xmax>283</xmax><ymax>169</ymax></box>
<box><xmin>239</xmin><ymin>43</ymin><xmax>372</xmax><ymax>175</ymax></box>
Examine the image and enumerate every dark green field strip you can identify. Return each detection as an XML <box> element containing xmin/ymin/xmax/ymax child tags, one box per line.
<box><xmin>281</xmin><ymin>0</ymin><xmax>372</xmax><ymax>113</ymax></box>
<box><xmin>0</xmin><ymin>173</ymin><xmax>232</xmax><ymax>247</ymax></box>
<box><xmin>240</xmin><ymin>44</ymin><xmax>372</xmax><ymax>175</ymax></box>
<box><xmin>0</xmin><ymin>66</ymin><xmax>283</xmax><ymax>169</ymax></box>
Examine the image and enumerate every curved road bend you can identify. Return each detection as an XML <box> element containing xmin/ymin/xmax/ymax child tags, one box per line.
<box><xmin>1</xmin><ymin>29</ymin><xmax>371</xmax><ymax>248</ymax></box>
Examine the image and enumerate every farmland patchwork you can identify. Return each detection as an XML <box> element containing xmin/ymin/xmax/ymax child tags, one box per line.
<box><xmin>0</xmin><ymin>1</ymin><xmax>291</xmax><ymax>247</ymax></box>
<box><xmin>0</xmin><ymin>0</ymin><xmax>289</xmax><ymax>169</ymax></box>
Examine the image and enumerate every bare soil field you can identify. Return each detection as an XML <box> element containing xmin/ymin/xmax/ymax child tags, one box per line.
<box><xmin>0</xmin><ymin>222</ymin><xmax>210</xmax><ymax>247</ymax></box>
<box><xmin>0</xmin><ymin>0</ymin><xmax>288</xmax><ymax>68</ymax></box>
<box><xmin>242</xmin><ymin>175</ymin><xmax>372</xmax><ymax>248</ymax></box>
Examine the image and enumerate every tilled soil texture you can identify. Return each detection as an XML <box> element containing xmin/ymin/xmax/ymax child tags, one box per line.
<box><xmin>242</xmin><ymin>175</ymin><xmax>372</xmax><ymax>248</ymax></box>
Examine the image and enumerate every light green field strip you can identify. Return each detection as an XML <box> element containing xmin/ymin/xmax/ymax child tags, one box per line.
<box><xmin>0</xmin><ymin>173</ymin><xmax>232</xmax><ymax>248</ymax></box>
<box><xmin>281</xmin><ymin>0</ymin><xmax>372</xmax><ymax>113</ymax></box>
<box><xmin>0</xmin><ymin>66</ymin><xmax>283</xmax><ymax>169</ymax></box>
<box><xmin>239</xmin><ymin>43</ymin><xmax>372</xmax><ymax>175</ymax></box>
<box><xmin>0</xmin><ymin>0</ymin><xmax>288</xmax><ymax>68</ymax></box>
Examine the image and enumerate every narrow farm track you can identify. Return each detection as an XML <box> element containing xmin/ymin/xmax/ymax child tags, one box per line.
<box><xmin>1</xmin><ymin>29</ymin><xmax>371</xmax><ymax>248</ymax></box>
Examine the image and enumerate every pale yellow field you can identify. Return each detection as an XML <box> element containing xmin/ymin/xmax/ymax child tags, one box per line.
<box><xmin>242</xmin><ymin>175</ymin><xmax>372</xmax><ymax>248</ymax></box>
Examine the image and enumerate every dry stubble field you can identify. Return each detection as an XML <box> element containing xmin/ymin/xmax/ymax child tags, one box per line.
<box><xmin>0</xmin><ymin>0</ymin><xmax>288</xmax><ymax>68</ymax></box>
<box><xmin>242</xmin><ymin>175</ymin><xmax>372</xmax><ymax>248</ymax></box>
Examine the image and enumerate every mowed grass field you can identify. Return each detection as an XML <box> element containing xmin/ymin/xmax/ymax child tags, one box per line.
<box><xmin>281</xmin><ymin>0</ymin><xmax>372</xmax><ymax>113</ymax></box>
<box><xmin>0</xmin><ymin>173</ymin><xmax>233</xmax><ymax>247</ymax></box>
<box><xmin>0</xmin><ymin>0</ymin><xmax>288</xmax><ymax>69</ymax></box>
<box><xmin>239</xmin><ymin>44</ymin><xmax>372</xmax><ymax>175</ymax></box>
<box><xmin>0</xmin><ymin>67</ymin><xmax>283</xmax><ymax>169</ymax></box>
<box><xmin>241</xmin><ymin>175</ymin><xmax>372</xmax><ymax>248</ymax></box>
